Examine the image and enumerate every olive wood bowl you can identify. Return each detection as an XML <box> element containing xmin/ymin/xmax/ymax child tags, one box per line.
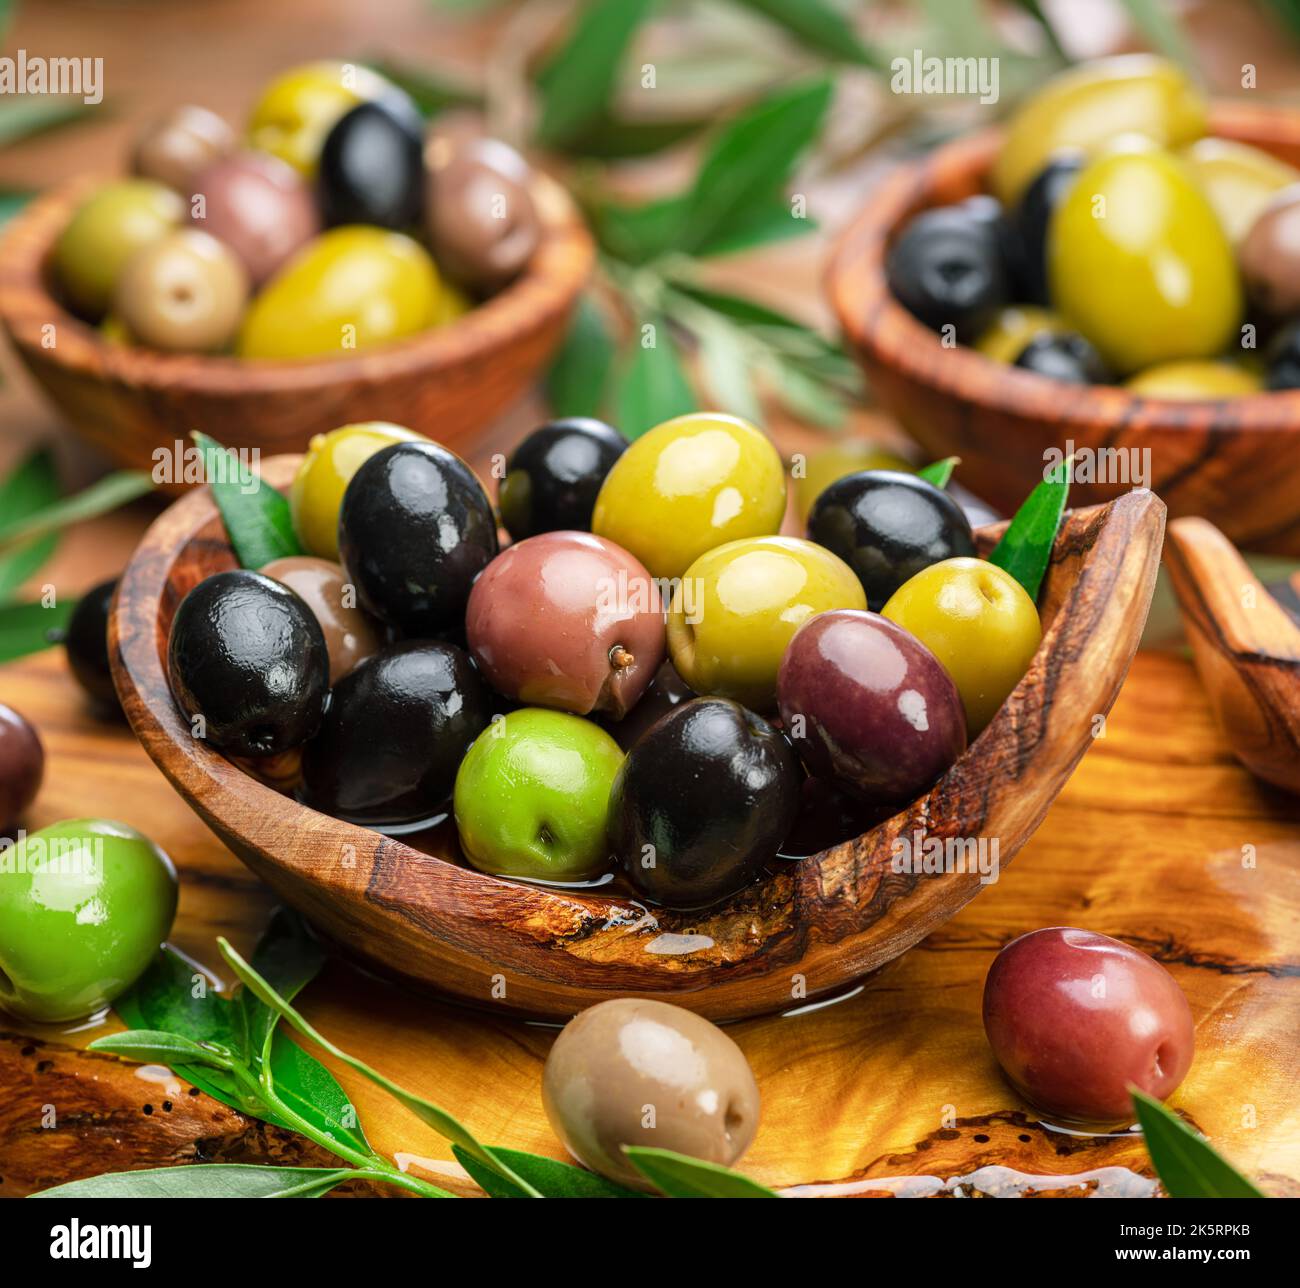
<box><xmin>110</xmin><ymin>456</ymin><xmax>1166</xmax><ymax>1021</ymax></box>
<box><xmin>827</xmin><ymin>101</ymin><xmax>1300</xmax><ymax>557</ymax></box>
<box><xmin>0</xmin><ymin>174</ymin><xmax>592</xmax><ymax>482</ymax></box>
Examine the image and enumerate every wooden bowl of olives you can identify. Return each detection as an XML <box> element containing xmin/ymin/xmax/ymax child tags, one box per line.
<box><xmin>0</xmin><ymin>65</ymin><xmax>593</xmax><ymax>482</ymax></box>
<box><xmin>110</xmin><ymin>442</ymin><xmax>1166</xmax><ymax>1023</ymax></box>
<box><xmin>828</xmin><ymin>56</ymin><xmax>1300</xmax><ymax>557</ymax></box>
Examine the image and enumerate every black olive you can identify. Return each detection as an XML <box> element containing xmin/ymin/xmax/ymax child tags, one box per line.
<box><xmin>885</xmin><ymin>205</ymin><xmax>1009</xmax><ymax>340</ymax></box>
<box><xmin>806</xmin><ymin>469</ymin><xmax>975</xmax><ymax>611</ymax></box>
<box><xmin>65</xmin><ymin>578</ymin><xmax>122</xmax><ymax>714</ymax></box>
<box><xmin>338</xmin><ymin>441</ymin><xmax>498</xmax><ymax>636</ymax></box>
<box><xmin>167</xmin><ymin>570</ymin><xmax>328</xmax><ymax>757</ymax></box>
<box><xmin>1266</xmin><ymin>319</ymin><xmax>1300</xmax><ymax>390</ymax></box>
<box><xmin>1007</xmin><ymin>153</ymin><xmax>1084</xmax><ymax>305</ymax></box>
<box><xmin>498</xmin><ymin>418</ymin><xmax>627</xmax><ymax>542</ymax></box>
<box><xmin>1013</xmin><ymin>331</ymin><xmax>1111</xmax><ymax>384</ymax></box>
<box><xmin>317</xmin><ymin>94</ymin><xmax>424</xmax><ymax>230</ymax></box>
<box><xmin>610</xmin><ymin>697</ymin><xmax>801</xmax><ymax>910</ymax></box>
<box><xmin>301</xmin><ymin>641</ymin><xmax>489</xmax><ymax>829</ymax></box>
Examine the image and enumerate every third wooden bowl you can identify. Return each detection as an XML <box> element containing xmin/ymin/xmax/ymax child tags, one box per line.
<box><xmin>110</xmin><ymin>457</ymin><xmax>1166</xmax><ymax>1021</ymax></box>
<box><xmin>827</xmin><ymin>102</ymin><xmax>1300</xmax><ymax>557</ymax></box>
<box><xmin>0</xmin><ymin>173</ymin><xmax>592</xmax><ymax>480</ymax></box>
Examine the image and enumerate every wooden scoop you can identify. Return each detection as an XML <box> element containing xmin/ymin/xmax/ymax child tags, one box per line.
<box><xmin>1165</xmin><ymin>517</ymin><xmax>1300</xmax><ymax>795</ymax></box>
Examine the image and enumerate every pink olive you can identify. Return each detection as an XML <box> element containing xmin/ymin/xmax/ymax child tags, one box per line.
<box><xmin>0</xmin><ymin>703</ymin><xmax>44</xmax><ymax>833</ymax></box>
<box><xmin>983</xmin><ymin>927</ymin><xmax>1195</xmax><ymax>1123</ymax></box>
<box><xmin>466</xmin><ymin>531</ymin><xmax>665</xmax><ymax>718</ymax></box>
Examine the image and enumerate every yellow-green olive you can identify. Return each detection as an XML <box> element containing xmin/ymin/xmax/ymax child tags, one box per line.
<box><xmin>974</xmin><ymin>305</ymin><xmax>1066</xmax><ymax>364</ymax></box>
<box><xmin>1179</xmin><ymin>138</ymin><xmax>1300</xmax><ymax>245</ymax></box>
<box><xmin>1125</xmin><ymin>360</ymin><xmax>1262</xmax><ymax>399</ymax></box>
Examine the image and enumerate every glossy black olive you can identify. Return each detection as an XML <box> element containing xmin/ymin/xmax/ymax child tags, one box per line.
<box><xmin>317</xmin><ymin>94</ymin><xmax>424</xmax><ymax>230</ymax></box>
<box><xmin>167</xmin><ymin>570</ymin><xmax>328</xmax><ymax>757</ymax></box>
<box><xmin>498</xmin><ymin>418</ymin><xmax>627</xmax><ymax>541</ymax></box>
<box><xmin>1007</xmin><ymin>154</ymin><xmax>1083</xmax><ymax>304</ymax></box>
<box><xmin>885</xmin><ymin>206</ymin><xmax>1009</xmax><ymax>340</ymax></box>
<box><xmin>606</xmin><ymin>658</ymin><xmax>694</xmax><ymax>752</ymax></box>
<box><xmin>301</xmin><ymin>641</ymin><xmax>489</xmax><ymax>829</ymax></box>
<box><xmin>610</xmin><ymin>697</ymin><xmax>801</xmax><ymax>910</ymax></box>
<box><xmin>65</xmin><ymin>578</ymin><xmax>122</xmax><ymax>714</ymax></box>
<box><xmin>1266</xmin><ymin>319</ymin><xmax>1300</xmax><ymax>390</ymax></box>
<box><xmin>806</xmin><ymin>469</ymin><xmax>976</xmax><ymax>611</ymax></box>
<box><xmin>338</xmin><ymin>441</ymin><xmax>498</xmax><ymax>636</ymax></box>
<box><xmin>1013</xmin><ymin>331</ymin><xmax>1111</xmax><ymax>384</ymax></box>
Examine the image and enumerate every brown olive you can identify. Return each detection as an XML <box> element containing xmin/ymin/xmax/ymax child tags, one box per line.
<box><xmin>542</xmin><ymin>998</ymin><xmax>760</xmax><ymax>1191</ymax></box>
<box><xmin>260</xmin><ymin>556</ymin><xmax>382</xmax><ymax>685</ymax></box>
<box><xmin>1239</xmin><ymin>185</ymin><xmax>1300</xmax><ymax>318</ymax></box>
<box><xmin>424</xmin><ymin>135</ymin><xmax>540</xmax><ymax>293</ymax></box>
<box><xmin>0</xmin><ymin>703</ymin><xmax>44</xmax><ymax>833</ymax></box>
<box><xmin>131</xmin><ymin>104</ymin><xmax>235</xmax><ymax>193</ymax></box>
<box><xmin>113</xmin><ymin>228</ymin><xmax>249</xmax><ymax>353</ymax></box>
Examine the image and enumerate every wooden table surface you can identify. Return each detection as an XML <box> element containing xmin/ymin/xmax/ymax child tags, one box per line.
<box><xmin>2</xmin><ymin>0</ymin><xmax>1299</xmax><ymax>1198</ymax></box>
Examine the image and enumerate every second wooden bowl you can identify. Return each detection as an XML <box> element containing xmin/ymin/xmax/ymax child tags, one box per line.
<box><xmin>827</xmin><ymin>102</ymin><xmax>1300</xmax><ymax>557</ymax></box>
<box><xmin>110</xmin><ymin>457</ymin><xmax>1166</xmax><ymax>1021</ymax></box>
<box><xmin>0</xmin><ymin>174</ymin><xmax>592</xmax><ymax>480</ymax></box>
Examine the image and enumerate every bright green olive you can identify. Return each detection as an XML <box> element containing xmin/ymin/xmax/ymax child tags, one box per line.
<box><xmin>1125</xmin><ymin>359</ymin><xmax>1262</xmax><ymax>399</ymax></box>
<box><xmin>54</xmin><ymin>180</ymin><xmax>184</xmax><ymax>319</ymax></box>
<box><xmin>0</xmin><ymin>818</ymin><xmax>177</xmax><ymax>1022</ymax></box>
<box><xmin>992</xmin><ymin>55</ymin><xmax>1207</xmax><ymax>205</ymax></box>
<box><xmin>237</xmin><ymin>227</ymin><xmax>441</xmax><ymax>360</ymax></box>
<box><xmin>1048</xmin><ymin>149</ymin><xmax>1241</xmax><ymax>375</ymax></box>
<box><xmin>1179</xmin><ymin>138</ymin><xmax>1299</xmax><ymax>245</ymax></box>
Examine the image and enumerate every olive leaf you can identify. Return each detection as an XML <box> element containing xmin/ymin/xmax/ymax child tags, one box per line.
<box><xmin>1131</xmin><ymin>1090</ymin><xmax>1267</xmax><ymax>1199</ymax></box>
<box><xmin>192</xmin><ymin>431</ymin><xmax>301</xmax><ymax>570</ymax></box>
<box><xmin>546</xmin><ymin>293</ymin><xmax>616</xmax><ymax>420</ymax></box>
<box><xmin>452</xmin><ymin>1145</ymin><xmax>643</xmax><ymax>1199</ymax></box>
<box><xmin>88</xmin><ymin>1030</ymin><xmax>235</xmax><ymax>1068</ymax></box>
<box><xmin>0</xmin><ymin>470</ymin><xmax>153</xmax><ymax>553</ymax></box>
<box><xmin>623</xmin><ymin>1147</ymin><xmax>779</xmax><ymax>1197</ymax></box>
<box><xmin>0</xmin><ymin>448</ymin><xmax>61</xmax><ymax>603</ymax></box>
<box><xmin>987</xmin><ymin>458</ymin><xmax>1070</xmax><ymax>600</ymax></box>
<box><xmin>0</xmin><ymin>98</ymin><xmax>93</xmax><ymax>147</ymax></box>
<box><xmin>917</xmin><ymin>457</ymin><xmax>959</xmax><ymax>489</ymax></box>
<box><xmin>732</xmin><ymin>0</ymin><xmax>885</xmax><ymax>67</ymax></box>
<box><xmin>615</xmin><ymin>321</ymin><xmax>696</xmax><ymax>438</ymax></box>
<box><xmin>31</xmin><ymin>1163</ymin><xmax>373</xmax><ymax>1200</ymax></box>
<box><xmin>216</xmin><ymin>936</ymin><xmax>543</xmax><ymax>1198</ymax></box>
<box><xmin>0</xmin><ymin>598</ymin><xmax>76</xmax><ymax>665</ymax></box>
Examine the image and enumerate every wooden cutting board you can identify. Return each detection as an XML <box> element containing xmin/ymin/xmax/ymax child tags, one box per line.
<box><xmin>2</xmin><ymin>644</ymin><xmax>1297</xmax><ymax>1198</ymax></box>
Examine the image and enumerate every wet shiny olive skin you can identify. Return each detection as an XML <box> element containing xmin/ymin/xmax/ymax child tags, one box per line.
<box><xmin>1239</xmin><ymin>187</ymin><xmax>1300</xmax><ymax>318</ymax></box>
<box><xmin>189</xmin><ymin>151</ymin><xmax>320</xmax><ymax>286</ymax></box>
<box><xmin>498</xmin><ymin>419</ymin><xmax>627</xmax><ymax>541</ymax></box>
<box><xmin>318</xmin><ymin>95</ymin><xmax>424</xmax><ymax>230</ymax></box>
<box><xmin>289</xmin><ymin>421</ymin><xmax>425</xmax><ymax>561</ymax></box>
<box><xmin>1048</xmin><ymin>148</ymin><xmax>1240</xmax><ymax>375</ymax></box>
<box><xmin>65</xmin><ymin>578</ymin><xmax>121</xmax><ymax>713</ymax></box>
<box><xmin>260</xmin><ymin>556</ymin><xmax>382</xmax><ymax>684</ymax></box>
<box><xmin>606</xmin><ymin>659</ymin><xmax>694</xmax><ymax>752</ymax></box>
<box><xmin>132</xmin><ymin>104</ymin><xmax>235</xmax><ymax>193</ymax></box>
<box><xmin>974</xmin><ymin>305</ymin><xmax>1064</xmax><ymax>364</ymax></box>
<box><xmin>338</xmin><ymin>441</ymin><xmax>498</xmax><ymax>635</ymax></box>
<box><xmin>806</xmin><ymin>470</ymin><xmax>975</xmax><ymax>612</ymax></box>
<box><xmin>1006</xmin><ymin>154</ymin><xmax>1083</xmax><ymax>304</ymax></box>
<box><xmin>792</xmin><ymin>441</ymin><xmax>912</xmax><ymax>523</ymax></box>
<box><xmin>237</xmin><ymin>226</ymin><xmax>441</xmax><ymax>360</ymax></box>
<box><xmin>983</xmin><ymin>927</ymin><xmax>1195</xmax><ymax>1123</ymax></box>
<box><xmin>1180</xmin><ymin>137</ymin><xmax>1300</xmax><ymax>245</ymax></box>
<box><xmin>1012</xmin><ymin>331</ymin><xmax>1112</xmax><ymax>385</ymax></box>
<box><xmin>1126</xmin><ymin>360</ymin><xmax>1262</xmax><ymax>399</ymax></box>
<box><xmin>777</xmin><ymin>609</ymin><xmax>966</xmax><ymax>807</ymax></box>
<box><xmin>610</xmin><ymin>697</ymin><xmax>801</xmax><ymax>910</ymax></box>
<box><xmin>543</xmin><ymin>998</ymin><xmax>760</xmax><ymax>1190</ymax></box>
<box><xmin>167</xmin><ymin>570</ymin><xmax>328</xmax><ymax>757</ymax></box>
<box><xmin>113</xmin><ymin>228</ymin><xmax>249</xmax><ymax>353</ymax></box>
<box><xmin>0</xmin><ymin>703</ymin><xmax>43</xmax><ymax>833</ymax></box>
<box><xmin>301</xmin><ymin>641</ymin><xmax>489</xmax><ymax>829</ymax></box>
<box><xmin>885</xmin><ymin>205</ymin><xmax>1008</xmax><ymax>341</ymax></box>
<box><xmin>0</xmin><ymin>818</ymin><xmax>177</xmax><ymax>1023</ymax></box>
<box><xmin>991</xmin><ymin>54</ymin><xmax>1207</xmax><ymax>204</ymax></box>
<box><xmin>1266</xmin><ymin>320</ymin><xmax>1300</xmax><ymax>389</ymax></box>
<box><xmin>54</xmin><ymin>179</ymin><xmax>184</xmax><ymax>319</ymax></box>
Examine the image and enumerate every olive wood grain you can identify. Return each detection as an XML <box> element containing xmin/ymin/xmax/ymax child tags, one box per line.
<box><xmin>827</xmin><ymin>101</ymin><xmax>1300</xmax><ymax>556</ymax></box>
<box><xmin>1165</xmin><ymin>516</ymin><xmax>1300</xmax><ymax>795</ymax></box>
<box><xmin>108</xmin><ymin>456</ymin><xmax>1166</xmax><ymax>1021</ymax></box>
<box><xmin>0</xmin><ymin>172</ymin><xmax>593</xmax><ymax>484</ymax></box>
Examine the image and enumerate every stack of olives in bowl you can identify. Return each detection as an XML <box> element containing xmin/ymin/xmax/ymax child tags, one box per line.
<box><xmin>166</xmin><ymin>414</ymin><xmax>1043</xmax><ymax>912</ymax></box>
<box><xmin>51</xmin><ymin>61</ymin><xmax>540</xmax><ymax>358</ymax></box>
<box><xmin>887</xmin><ymin>53</ymin><xmax>1300</xmax><ymax>395</ymax></box>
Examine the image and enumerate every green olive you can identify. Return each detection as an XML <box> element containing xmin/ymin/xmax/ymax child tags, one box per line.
<box><xmin>1125</xmin><ymin>360</ymin><xmax>1262</xmax><ymax>399</ymax></box>
<box><xmin>1047</xmin><ymin>149</ymin><xmax>1241</xmax><ymax>375</ymax></box>
<box><xmin>0</xmin><ymin>818</ymin><xmax>177</xmax><ymax>1022</ymax></box>
<box><xmin>54</xmin><ymin>180</ymin><xmax>184</xmax><ymax>319</ymax></box>
<box><xmin>974</xmin><ymin>305</ymin><xmax>1066</xmax><ymax>364</ymax></box>
<box><xmin>992</xmin><ymin>55</ymin><xmax>1207</xmax><ymax>205</ymax></box>
<box><xmin>237</xmin><ymin>227</ymin><xmax>441</xmax><ymax>360</ymax></box>
<box><xmin>1179</xmin><ymin>138</ymin><xmax>1299</xmax><ymax>245</ymax></box>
